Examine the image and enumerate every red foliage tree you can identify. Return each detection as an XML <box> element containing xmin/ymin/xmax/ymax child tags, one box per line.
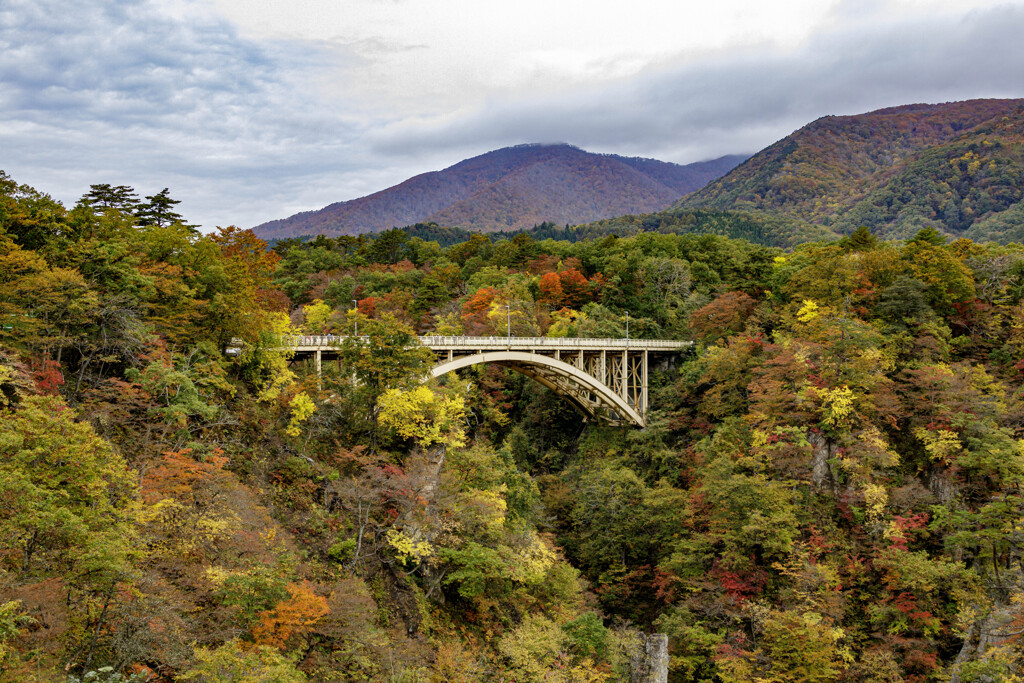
<box><xmin>28</xmin><ymin>354</ymin><xmax>64</xmax><ymax>395</ymax></box>
<box><xmin>357</xmin><ymin>296</ymin><xmax>381</xmax><ymax>319</ymax></box>
<box><xmin>558</xmin><ymin>269</ymin><xmax>591</xmax><ymax>309</ymax></box>
<box><xmin>689</xmin><ymin>291</ymin><xmax>758</xmax><ymax>343</ymax></box>
<box><xmin>537</xmin><ymin>272</ymin><xmax>564</xmax><ymax>307</ymax></box>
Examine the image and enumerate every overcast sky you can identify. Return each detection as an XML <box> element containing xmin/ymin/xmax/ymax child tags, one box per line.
<box><xmin>2</xmin><ymin>0</ymin><xmax>1023</xmax><ymax>231</ymax></box>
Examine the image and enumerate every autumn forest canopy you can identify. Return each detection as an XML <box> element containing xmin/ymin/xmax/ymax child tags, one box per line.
<box><xmin>8</xmin><ymin>154</ymin><xmax>1024</xmax><ymax>683</ymax></box>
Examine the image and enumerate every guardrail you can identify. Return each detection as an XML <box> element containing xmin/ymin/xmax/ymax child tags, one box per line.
<box><xmin>420</xmin><ymin>336</ymin><xmax>690</xmax><ymax>349</ymax></box>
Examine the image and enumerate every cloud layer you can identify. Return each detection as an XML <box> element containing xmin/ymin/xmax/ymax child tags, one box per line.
<box><xmin>0</xmin><ymin>0</ymin><xmax>365</xmax><ymax>228</ymax></box>
<box><xmin>1</xmin><ymin>0</ymin><xmax>1022</xmax><ymax>231</ymax></box>
<box><xmin>370</xmin><ymin>4</ymin><xmax>1024</xmax><ymax>162</ymax></box>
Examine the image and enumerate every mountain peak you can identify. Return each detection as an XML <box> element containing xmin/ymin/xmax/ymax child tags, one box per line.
<box><xmin>252</xmin><ymin>145</ymin><xmax>746</xmax><ymax>240</ymax></box>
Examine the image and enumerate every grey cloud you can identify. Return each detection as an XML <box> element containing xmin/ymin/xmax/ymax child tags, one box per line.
<box><xmin>338</xmin><ymin>36</ymin><xmax>428</xmax><ymax>58</ymax></box>
<box><xmin>0</xmin><ymin>0</ymin><xmax>375</xmax><ymax>229</ymax></box>
<box><xmin>1</xmin><ymin>2</ymin><xmax>264</xmax><ymax>119</ymax></box>
<box><xmin>369</xmin><ymin>5</ymin><xmax>1024</xmax><ymax>165</ymax></box>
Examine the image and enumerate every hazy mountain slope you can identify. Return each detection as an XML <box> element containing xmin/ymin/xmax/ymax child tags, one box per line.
<box><xmin>614</xmin><ymin>153</ymin><xmax>748</xmax><ymax>195</ymax></box>
<box><xmin>427</xmin><ymin>150</ymin><xmax>701</xmax><ymax>230</ymax></box>
<box><xmin>252</xmin><ymin>144</ymin><xmax>746</xmax><ymax>239</ymax></box>
<box><xmin>676</xmin><ymin>99</ymin><xmax>1024</xmax><ymax>239</ymax></box>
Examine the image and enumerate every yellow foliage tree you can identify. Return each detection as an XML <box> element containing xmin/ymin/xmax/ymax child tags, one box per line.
<box><xmin>718</xmin><ymin>610</ymin><xmax>845</xmax><ymax>683</ymax></box>
<box><xmin>180</xmin><ymin>638</ymin><xmax>306</xmax><ymax>682</ymax></box>
<box><xmin>820</xmin><ymin>385</ymin><xmax>856</xmax><ymax>429</ymax></box>
<box><xmin>914</xmin><ymin>427</ymin><xmax>962</xmax><ymax>465</ymax></box>
<box><xmin>797</xmin><ymin>299</ymin><xmax>821</xmax><ymax>323</ymax></box>
<box><xmin>546</xmin><ymin>308</ymin><xmax>585</xmax><ymax>338</ymax></box>
<box><xmin>385</xmin><ymin>528</ymin><xmax>435</xmax><ymax>564</ymax></box>
<box><xmin>302</xmin><ymin>299</ymin><xmax>333</xmax><ymax>333</ymax></box>
<box><xmin>498</xmin><ymin>614</ymin><xmax>569</xmax><ymax>682</ymax></box>
<box><xmin>285</xmin><ymin>392</ymin><xmax>316</xmax><ymax>438</ymax></box>
<box><xmin>242</xmin><ymin>311</ymin><xmax>296</xmax><ymax>403</ymax></box>
<box><xmin>378</xmin><ymin>385</ymin><xmax>467</xmax><ymax>449</ymax></box>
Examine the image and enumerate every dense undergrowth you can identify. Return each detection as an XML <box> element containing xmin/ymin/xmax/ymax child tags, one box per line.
<box><xmin>5</xmin><ymin>171</ymin><xmax>1024</xmax><ymax>681</ymax></box>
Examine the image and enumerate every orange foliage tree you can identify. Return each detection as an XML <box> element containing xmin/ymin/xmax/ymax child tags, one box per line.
<box><xmin>251</xmin><ymin>581</ymin><xmax>329</xmax><ymax>649</ymax></box>
<box><xmin>461</xmin><ymin>287</ymin><xmax>499</xmax><ymax>335</ymax></box>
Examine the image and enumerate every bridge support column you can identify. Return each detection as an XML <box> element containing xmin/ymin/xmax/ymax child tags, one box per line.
<box><xmin>621</xmin><ymin>350</ymin><xmax>628</xmax><ymax>402</ymax></box>
<box><xmin>642</xmin><ymin>350</ymin><xmax>648</xmax><ymax>416</ymax></box>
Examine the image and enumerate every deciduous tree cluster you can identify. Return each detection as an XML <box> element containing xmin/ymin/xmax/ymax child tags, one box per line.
<box><xmin>7</xmin><ymin>168</ymin><xmax>1024</xmax><ymax>681</ymax></box>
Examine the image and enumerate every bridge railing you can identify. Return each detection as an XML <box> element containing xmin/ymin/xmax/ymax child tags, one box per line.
<box><xmin>270</xmin><ymin>334</ymin><xmax>690</xmax><ymax>350</ymax></box>
<box><xmin>418</xmin><ymin>336</ymin><xmax>690</xmax><ymax>350</ymax></box>
<box><xmin>279</xmin><ymin>334</ymin><xmax>345</xmax><ymax>348</ymax></box>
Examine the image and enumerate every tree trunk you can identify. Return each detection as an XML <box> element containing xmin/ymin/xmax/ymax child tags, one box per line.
<box><xmin>808</xmin><ymin>432</ymin><xmax>836</xmax><ymax>490</ymax></box>
<box><xmin>83</xmin><ymin>582</ymin><xmax>116</xmax><ymax>673</ymax></box>
<box><xmin>414</xmin><ymin>445</ymin><xmax>446</xmax><ymax>506</ymax></box>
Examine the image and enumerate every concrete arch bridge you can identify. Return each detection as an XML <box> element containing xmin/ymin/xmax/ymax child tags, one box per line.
<box><xmin>278</xmin><ymin>335</ymin><xmax>691</xmax><ymax>428</ymax></box>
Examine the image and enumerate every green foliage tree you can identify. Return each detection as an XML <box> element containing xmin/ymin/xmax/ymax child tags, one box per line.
<box><xmin>0</xmin><ymin>395</ymin><xmax>137</xmax><ymax>578</ymax></box>
<box><xmin>0</xmin><ymin>395</ymin><xmax>139</xmax><ymax>673</ymax></box>
<box><xmin>79</xmin><ymin>184</ymin><xmax>140</xmax><ymax>214</ymax></box>
<box><xmin>134</xmin><ymin>188</ymin><xmax>188</xmax><ymax>229</ymax></box>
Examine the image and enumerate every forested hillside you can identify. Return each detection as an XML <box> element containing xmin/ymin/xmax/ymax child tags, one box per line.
<box><xmin>351</xmin><ymin>207</ymin><xmax>834</xmax><ymax>252</ymax></box>
<box><xmin>252</xmin><ymin>145</ymin><xmax>746</xmax><ymax>239</ymax></box>
<box><xmin>566</xmin><ymin>208</ymin><xmax>837</xmax><ymax>249</ymax></box>
<box><xmin>277</xmin><ymin>207</ymin><xmax>835</xmax><ymax>257</ymax></box>
<box><xmin>678</xmin><ymin>98</ymin><xmax>1024</xmax><ymax>241</ymax></box>
<box><xmin>6</xmin><ymin>169</ymin><xmax>1024</xmax><ymax>681</ymax></box>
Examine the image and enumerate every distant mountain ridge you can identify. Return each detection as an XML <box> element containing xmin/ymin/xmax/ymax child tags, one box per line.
<box><xmin>675</xmin><ymin>98</ymin><xmax>1024</xmax><ymax>241</ymax></box>
<box><xmin>252</xmin><ymin>144</ymin><xmax>747</xmax><ymax>239</ymax></box>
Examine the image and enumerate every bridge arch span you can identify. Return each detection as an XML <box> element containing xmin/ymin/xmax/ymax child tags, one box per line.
<box><xmin>431</xmin><ymin>351</ymin><xmax>645</xmax><ymax>427</ymax></box>
<box><xmin>256</xmin><ymin>335</ymin><xmax>692</xmax><ymax>428</ymax></box>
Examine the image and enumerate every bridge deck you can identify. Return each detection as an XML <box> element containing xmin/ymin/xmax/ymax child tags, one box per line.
<box><xmin>282</xmin><ymin>335</ymin><xmax>691</xmax><ymax>353</ymax></box>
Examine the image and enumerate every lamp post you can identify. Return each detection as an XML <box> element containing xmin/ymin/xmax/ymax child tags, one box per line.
<box><xmin>352</xmin><ymin>299</ymin><xmax>358</xmax><ymax>338</ymax></box>
<box><xmin>506</xmin><ymin>303</ymin><xmax>511</xmax><ymax>344</ymax></box>
<box><xmin>626</xmin><ymin>311</ymin><xmax>629</xmax><ymax>348</ymax></box>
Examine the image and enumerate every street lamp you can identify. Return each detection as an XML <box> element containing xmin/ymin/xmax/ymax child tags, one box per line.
<box><xmin>626</xmin><ymin>311</ymin><xmax>629</xmax><ymax>347</ymax></box>
<box><xmin>506</xmin><ymin>303</ymin><xmax>511</xmax><ymax>344</ymax></box>
<box><xmin>352</xmin><ymin>299</ymin><xmax>358</xmax><ymax>338</ymax></box>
